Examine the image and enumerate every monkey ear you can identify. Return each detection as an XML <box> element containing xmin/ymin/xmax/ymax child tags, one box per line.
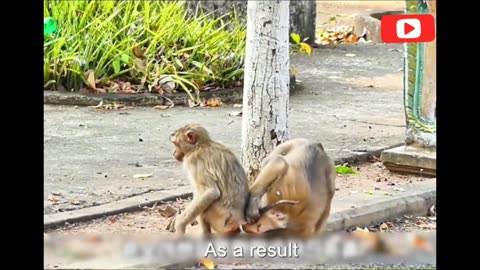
<box><xmin>271</xmin><ymin>210</ymin><xmax>287</xmax><ymax>221</ymax></box>
<box><xmin>185</xmin><ymin>130</ymin><xmax>198</xmax><ymax>144</ymax></box>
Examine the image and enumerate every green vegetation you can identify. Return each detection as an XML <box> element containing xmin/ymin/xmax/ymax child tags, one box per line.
<box><xmin>44</xmin><ymin>0</ymin><xmax>246</xmax><ymax>101</ymax></box>
<box><xmin>44</xmin><ymin>0</ymin><xmax>311</xmax><ymax>102</ymax></box>
<box><xmin>335</xmin><ymin>165</ymin><xmax>358</xmax><ymax>175</ymax></box>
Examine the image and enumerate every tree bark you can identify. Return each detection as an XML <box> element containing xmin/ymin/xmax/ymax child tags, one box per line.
<box><xmin>241</xmin><ymin>0</ymin><xmax>290</xmax><ymax>185</ymax></box>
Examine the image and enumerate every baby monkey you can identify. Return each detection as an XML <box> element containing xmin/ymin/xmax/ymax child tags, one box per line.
<box><xmin>169</xmin><ymin>124</ymin><xmax>257</xmax><ymax>236</ymax></box>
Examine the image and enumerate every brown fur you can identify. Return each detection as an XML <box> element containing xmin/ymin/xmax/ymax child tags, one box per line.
<box><xmin>242</xmin><ymin>138</ymin><xmax>336</xmax><ymax>238</ymax></box>
<box><xmin>170</xmin><ymin>124</ymin><xmax>255</xmax><ymax>236</ymax></box>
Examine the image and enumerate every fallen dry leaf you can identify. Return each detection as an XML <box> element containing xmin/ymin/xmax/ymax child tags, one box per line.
<box><xmin>206</xmin><ymin>98</ymin><xmax>223</xmax><ymax>107</ymax></box>
<box><xmin>79</xmin><ymin>87</ymin><xmax>91</xmax><ymax>94</ymax></box>
<box><xmin>94</xmin><ymin>88</ymin><xmax>106</xmax><ymax>94</ymax></box>
<box><xmin>90</xmin><ymin>101</ymin><xmax>128</xmax><ymax>110</ymax></box>
<box><xmin>92</xmin><ymin>100</ymin><xmax>104</xmax><ymax>109</ymax></box>
<box><xmin>428</xmin><ymin>205</ymin><xmax>436</xmax><ymax>216</ymax></box>
<box><xmin>70</xmin><ymin>200</ymin><xmax>81</xmax><ymax>205</ymax></box>
<box><xmin>120</xmin><ymin>88</ymin><xmax>137</xmax><ymax>94</ymax></box>
<box><xmin>117</xmin><ymin>81</ymin><xmax>137</xmax><ymax>94</ymax></box>
<box><xmin>113</xmin><ymin>103</ymin><xmax>127</xmax><ymax>110</ymax></box>
<box><xmin>318</xmin><ymin>26</ymin><xmax>366</xmax><ymax>46</ymax></box>
<box><xmin>354</xmin><ymin>227</ymin><xmax>369</xmax><ymax>232</ymax></box>
<box><xmin>165</xmin><ymin>217</ymin><xmax>176</xmax><ymax>232</ymax></box>
<box><xmin>379</xmin><ymin>223</ymin><xmax>389</xmax><ymax>231</ymax></box>
<box><xmin>417</xmin><ymin>223</ymin><xmax>436</xmax><ymax>229</ymax></box>
<box><xmin>154</xmin><ymin>105</ymin><xmax>170</xmax><ymax>110</ymax></box>
<box><xmin>102</xmin><ymin>103</ymin><xmax>121</xmax><ymax>110</ymax></box>
<box><xmin>133</xmin><ymin>47</ymin><xmax>146</xmax><ymax>58</ymax></box>
<box><xmin>133</xmin><ymin>174</ymin><xmax>152</xmax><ymax>179</ymax></box>
<box><xmin>48</xmin><ymin>195</ymin><xmax>60</xmax><ymax>202</ymax></box>
<box><xmin>107</xmin><ymin>216</ymin><xmax>118</xmax><ymax>224</ymax></box>
<box><xmin>158</xmin><ymin>205</ymin><xmax>178</xmax><ymax>218</ymax></box>
<box><xmin>199</xmin><ymin>258</ymin><xmax>216</xmax><ymax>270</ymax></box>
<box><xmin>86</xmin><ymin>71</ymin><xmax>96</xmax><ymax>90</ymax></box>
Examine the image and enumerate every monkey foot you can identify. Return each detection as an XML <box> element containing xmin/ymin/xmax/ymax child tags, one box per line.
<box><xmin>165</xmin><ymin>217</ymin><xmax>176</xmax><ymax>232</ymax></box>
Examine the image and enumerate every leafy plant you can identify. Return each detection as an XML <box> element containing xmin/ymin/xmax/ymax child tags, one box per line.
<box><xmin>44</xmin><ymin>1</ymin><xmax>313</xmax><ymax>102</ymax></box>
<box><xmin>43</xmin><ymin>0</ymin><xmax>247</xmax><ymax>102</ymax></box>
<box><xmin>335</xmin><ymin>165</ymin><xmax>358</xmax><ymax>175</ymax></box>
<box><xmin>290</xmin><ymin>33</ymin><xmax>312</xmax><ymax>56</ymax></box>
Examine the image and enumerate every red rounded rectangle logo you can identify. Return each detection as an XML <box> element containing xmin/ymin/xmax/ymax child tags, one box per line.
<box><xmin>381</xmin><ymin>14</ymin><xmax>435</xmax><ymax>43</ymax></box>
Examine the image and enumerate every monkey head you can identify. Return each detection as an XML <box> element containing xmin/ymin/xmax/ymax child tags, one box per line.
<box><xmin>242</xmin><ymin>210</ymin><xmax>288</xmax><ymax>234</ymax></box>
<box><xmin>241</xmin><ymin>200</ymin><xmax>298</xmax><ymax>234</ymax></box>
<box><xmin>170</xmin><ymin>124</ymin><xmax>211</xmax><ymax>161</ymax></box>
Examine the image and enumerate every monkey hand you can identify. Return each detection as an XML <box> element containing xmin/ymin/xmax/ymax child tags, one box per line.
<box><xmin>174</xmin><ymin>215</ymin><xmax>187</xmax><ymax>235</ymax></box>
<box><xmin>166</xmin><ymin>217</ymin><xmax>177</xmax><ymax>232</ymax></box>
<box><xmin>245</xmin><ymin>197</ymin><xmax>261</xmax><ymax>223</ymax></box>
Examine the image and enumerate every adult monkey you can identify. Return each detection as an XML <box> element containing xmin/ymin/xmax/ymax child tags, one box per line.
<box><xmin>242</xmin><ymin>138</ymin><xmax>336</xmax><ymax>238</ymax></box>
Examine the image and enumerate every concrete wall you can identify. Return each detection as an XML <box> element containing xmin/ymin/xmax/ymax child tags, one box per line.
<box><xmin>186</xmin><ymin>0</ymin><xmax>317</xmax><ymax>43</ymax></box>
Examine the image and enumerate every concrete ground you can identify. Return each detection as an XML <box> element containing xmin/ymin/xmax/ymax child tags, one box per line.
<box><xmin>44</xmin><ymin>42</ymin><xmax>406</xmax><ymax>215</ymax></box>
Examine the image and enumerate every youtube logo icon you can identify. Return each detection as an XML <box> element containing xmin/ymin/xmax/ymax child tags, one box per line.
<box><xmin>381</xmin><ymin>14</ymin><xmax>435</xmax><ymax>43</ymax></box>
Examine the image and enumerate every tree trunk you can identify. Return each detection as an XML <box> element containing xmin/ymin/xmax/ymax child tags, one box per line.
<box><xmin>241</xmin><ymin>0</ymin><xmax>290</xmax><ymax>185</ymax></box>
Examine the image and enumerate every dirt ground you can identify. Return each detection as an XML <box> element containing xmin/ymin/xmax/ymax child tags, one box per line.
<box><xmin>45</xmin><ymin>159</ymin><xmax>434</xmax><ymax>235</ymax></box>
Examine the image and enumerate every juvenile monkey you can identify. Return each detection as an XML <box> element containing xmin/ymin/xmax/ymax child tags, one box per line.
<box><xmin>169</xmin><ymin>124</ymin><xmax>256</xmax><ymax>236</ymax></box>
<box><xmin>242</xmin><ymin>200</ymin><xmax>298</xmax><ymax>234</ymax></box>
<box><xmin>242</xmin><ymin>138</ymin><xmax>336</xmax><ymax>238</ymax></box>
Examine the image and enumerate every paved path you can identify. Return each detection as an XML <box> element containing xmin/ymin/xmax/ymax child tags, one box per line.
<box><xmin>44</xmin><ymin>43</ymin><xmax>405</xmax><ymax>215</ymax></box>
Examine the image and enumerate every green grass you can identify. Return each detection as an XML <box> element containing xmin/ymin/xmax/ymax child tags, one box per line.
<box><xmin>44</xmin><ymin>0</ymin><xmax>247</xmax><ymax>102</ymax></box>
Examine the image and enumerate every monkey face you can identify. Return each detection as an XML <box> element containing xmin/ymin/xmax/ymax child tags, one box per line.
<box><xmin>172</xmin><ymin>146</ymin><xmax>185</xmax><ymax>162</ymax></box>
<box><xmin>170</xmin><ymin>128</ymin><xmax>199</xmax><ymax>162</ymax></box>
<box><xmin>170</xmin><ymin>132</ymin><xmax>185</xmax><ymax>161</ymax></box>
<box><xmin>242</xmin><ymin>210</ymin><xmax>288</xmax><ymax>234</ymax></box>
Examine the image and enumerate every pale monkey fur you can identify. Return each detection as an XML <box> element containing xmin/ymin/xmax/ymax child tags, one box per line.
<box><xmin>170</xmin><ymin>124</ymin><xmax>256</xmax><ymax>235</ymax></box>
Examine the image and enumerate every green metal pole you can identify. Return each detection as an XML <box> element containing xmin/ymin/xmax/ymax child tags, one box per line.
<box><xmin>403</xmin><ymin>0</ymin><xmax>436</xmax><ymax>148</ymax></box>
